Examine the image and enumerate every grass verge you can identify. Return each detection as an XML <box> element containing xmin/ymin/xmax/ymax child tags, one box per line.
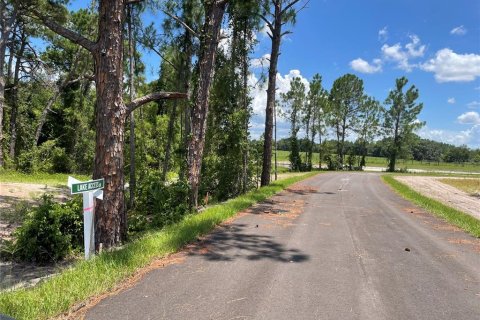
<box><xmin>382</xmin><ymin>175</ymin><xmax>480</xmax><ymax>238</ymax></box>
<box><xmin>0</xmin><ymin>172</ymin><xmax>318</xmax><ymax>320</ymax></box>
<box><xmin>0</xmin><ymin>171</ymin><xmax>91</xmax><ymax>186</ymax></box>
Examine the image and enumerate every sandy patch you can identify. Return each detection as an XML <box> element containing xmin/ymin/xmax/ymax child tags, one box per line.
<box><xmin>0</xmin><ymin>182</ymin><xmax>69</xmax><ymax>241</ymax></box>
<box><xmin>395</xmin><ymin>176</ymin><xmax>480</xmax><ymax>221</ymax></box>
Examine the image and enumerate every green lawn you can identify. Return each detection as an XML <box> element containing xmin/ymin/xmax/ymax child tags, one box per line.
<box><xmin>439</xmin><ymin>178</ymin><xmax>480</xmax><ymax>196</ymax></box>
<box><xmin>0</xmin><ymin>170</ymin><xmax>91</xmax><ymax>186</ymax></box>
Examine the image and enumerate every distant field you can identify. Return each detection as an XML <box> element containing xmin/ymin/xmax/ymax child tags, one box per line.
<box><xmin>273</xmin><ymin>150</ymin><xmax>480</xmax><ymax>173</ymax></box>
<box><xmin>439</xmin><ymin>178</ymin><xmax>480</xmax><ymax>196</ymax></box>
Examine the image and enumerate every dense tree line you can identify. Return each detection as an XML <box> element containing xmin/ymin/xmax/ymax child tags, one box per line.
<box><xmin>275</xmin><ymin>136</ymin><xmax>480</xmax><ymax>165</ymax></box>
<box><xmin>0</xmin><ymin>0</ymin><xmax>311</xmax><ymax>251</ymax></box>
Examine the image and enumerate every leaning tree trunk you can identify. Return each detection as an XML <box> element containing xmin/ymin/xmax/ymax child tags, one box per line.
<box><xmin>187</xmin><ymin>0</ymin><xmax>227</xmax><ymax>208</ymax></box>
<box><xmin>261</xmin><ymin>3</ymin><xmax>281</xmax><ymax>186</ymax></box>
<box><xmin>9</xmin><ymin>30</ymin><xmax>26</xmax><ymax>159</ymax></box>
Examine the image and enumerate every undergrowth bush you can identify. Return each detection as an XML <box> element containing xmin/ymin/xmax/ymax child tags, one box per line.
<box><xmin>134</xmin><ymin>171</ymin><xmax>191</xmax><ymax>230</ymax></box>
<box><xmin>1</xmin><ymin>195</ymin><xmax>83</xmax><ymax>263</ymax></box>
<box><xmin>16</xmin><ymin>140</ymin><xmax>72</xmax><ymax>173</ymax></box>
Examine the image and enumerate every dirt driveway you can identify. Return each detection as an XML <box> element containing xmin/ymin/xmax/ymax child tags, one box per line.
<box><xmin>395</xmin><ymin>176</ymin><xmax>480</xmax><ymax>221</ymax></box>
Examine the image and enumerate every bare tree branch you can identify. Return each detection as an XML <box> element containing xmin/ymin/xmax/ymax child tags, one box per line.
<box><xmin>162</xmin><ymin>10</ymin><xmax>199</xmax><ymax>39</ymax></box>
<box><xmin>258</xmin><ymin>13</ymin><xmax>274</xmax><ymax>33</ymax></box>
<box><xmin>137</xmin><ymin>38</ymin><xmax>179</xmax><ymax>72</ymax></box>
<box><xmin>125</xmin><ymin>0</ymin><xmax>144</xmax><ymax>4</ymax></box>
<box><xmin>280</xmin><ymin>0</ymin><xmax>301</xmax><ymax>16</ymax></box>
<box><xmin>29</xmin><ymin>9</ymin><xmax>97</xmax><ymax>53</ymax></box>
<box><xmin>126</xmin><ymin>91</ymin><xmax>187</xmax><ymax>113</ymax></box>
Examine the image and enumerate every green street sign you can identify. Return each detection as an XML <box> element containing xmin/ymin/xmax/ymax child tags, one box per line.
<box><xmin>71</xmin><ymin>178</ymin><xmax>105</xmax><ymax>194</ymax></box>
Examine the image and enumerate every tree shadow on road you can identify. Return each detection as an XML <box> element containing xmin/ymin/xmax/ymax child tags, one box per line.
<box><xmin>284</xmin><ymin>187</ymin><xmax>319</xmax><ymax>195</ymax></box>
<box><xmin>187</xmin><ymin>223</ymin><xmax>309</xmax><ymax>263</ymax></box>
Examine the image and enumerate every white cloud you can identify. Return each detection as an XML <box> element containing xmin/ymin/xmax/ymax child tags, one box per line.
<box><xmin>418</xmin><ymin>125</ymin><xmax>480</xmax><ymax>148</ymax></box>
<box><xmin>420</xmin><ymin>49</ymin><xmax>480</xmax><ymax>82</ymax></box>
<box><xmin>405</xmin><ymin>35</ymin><xmax>426</xmax><ymax>57</ymax></box>
<box><xmin>447</xmin><ymin>97</ymin><xmax>456</xmax><ymax>104</ymax></box>
<box><xmin>378</xmin><ymin>26</ymin><xmax>388</xmax><ymax>42</ymax></box>
<box><xmin>450</xmin><ymin>25</ymin><xmax>467</xmax><ymax>36</ymax></box>
<box><xmin>381</xmin><ymin>35</ymin><xmax>425</xmax><ymax>71</ymax></box>
<box><xmin>349</xmin><ymin>58</ymin><xmax>382</xmax><ymax>74</ymax></box>
<box><xmin>218</xmin><ymin>28</ymin><xmax>231</xmax><ymax>54</ymax></box>
<box><xmin>457</xmin><ymin>111</ymin><xmax>480</xmax><ymax>124</ymax></box>
<box><xmin>467</xmin><ymin>101</ymin><xmax>480</xmax><ymax>109</ymax></box>
<box><xmin>249</xmin><ymin>69</ymin><xmax>310</xmax><ymax>115</ymax></box>
<box><xmin>251</xmin><ymin>54</ymin><xmax>271</xmax><ymax>69</ymax></box>
<box><xmin>259</xmin><ymin>22</ymin><xmax>272</xmax><ymax>38</ymax></box>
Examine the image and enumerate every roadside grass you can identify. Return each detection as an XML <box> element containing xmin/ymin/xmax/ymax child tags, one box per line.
<box><xmin>439</xmin><ymin>178</ymin><xmax>480</xmax><ymax>196</ymax></box>
<box><xmin>0</xmin><ymin>171</ymin><xmax>90</xmax><ymax>186</ymax></box>
<box><xmin>382</xmin><ymin>175</ymin><xmax>480</xmax><ymax>238</ymax></box>
<box><xmin>0</xmin><ymin>172</ymin><xmax>318</xmax><ymax>320</ymax></box>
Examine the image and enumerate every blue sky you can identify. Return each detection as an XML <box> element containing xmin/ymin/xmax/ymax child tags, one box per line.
<box><xmin>68</xmin><ymin>0</ymin><xmax>480</xmax><ymax>148</ymax></box>
<box><xmin>247</xmin><ymin>0</ymin><xmax>480</xmax><ymax>148</ymax></box>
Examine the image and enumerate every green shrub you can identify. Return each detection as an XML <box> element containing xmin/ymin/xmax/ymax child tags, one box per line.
<box><xmin>56</xmin><ymin>196</ymin><xmax>84</xmax><ymax>249</ymax></box>
<box><xmin>15</xmin><ymin>140</ymin><xmax>72</xmax><ymax>174</ymax></box>
<box><xmin>51</xmin><ymin>147</ymin><xmax>72</xmax><ymax>173</ymax></box>
<box><xmin>324</xmin><ymin>154</ymin><xmax>340</xmax><ymax>170</ymax></box>
<box><xmin>135</xmin><ymin>171</ymin><xmax>191</xmax><ymax>229</ymax></box>
<box><xmin>16</xmin><ymin>150</ymin><xmax>36</xmax><ymax>173</ymax></box>
<box><xmin>5</xmin><ymin>195</ymin><xmax>83</xmax><ymax>263</ymax></box>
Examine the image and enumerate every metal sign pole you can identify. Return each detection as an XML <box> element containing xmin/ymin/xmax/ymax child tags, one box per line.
<box><xmin>83</xmin><ymin>191</ymin><xmax>95</xmax><ymax>260</ymax></box>
<box><xmin>68</xmin><ymin>176</ymin><xmax>104</xmax><ymax>260</ymax></box>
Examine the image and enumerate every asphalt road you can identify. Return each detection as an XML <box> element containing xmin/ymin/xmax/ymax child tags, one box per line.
<box><xmin>86</xmin><ymin>172</ymin><xmax>480</xmax><ymax>320</ymax></box>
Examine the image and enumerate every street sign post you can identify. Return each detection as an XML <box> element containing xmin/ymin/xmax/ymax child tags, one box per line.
<box><xmin>71</xmin><ymin>178</ymin><xmax>104</xmax><ymax>194</ymax></box>
<box><xmin>68</xmin><ymin>177</ymin><xmax>104</xmax><ymax>260</ymax></box>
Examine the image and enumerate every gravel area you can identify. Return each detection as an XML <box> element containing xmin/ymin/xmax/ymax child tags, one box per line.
<box><xmin>395</xmin><ymin>176</ymin><xmax>480</xmax><ymax>220</ymax></box>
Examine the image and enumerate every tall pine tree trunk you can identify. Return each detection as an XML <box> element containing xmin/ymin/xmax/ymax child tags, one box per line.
<box><xmin>187</xmin><ymin>0</ymin><xmax>227</xmax><ymax>208</ymax></box>
<box><xmin>127</xmin><ymin>5</ymin><xmax>136</xmax><ymax>208</ymax></box>
<box><xmin>261</xmin><ymin>3</ymin><xmax>281</xmax><ymax>186</ymax></box>
<box><xmin>0</xmin><ymin>2</ymin><xmax>15</xmax><ymax>167</ymax></box>
<box><xmin>92</xmin><ymin>0</ymin><xmax>127</xmax><ymax>247</ymax></box>
<box><xmin>161</xmin><ymin>99</ymin><xmax>176</xmax><ymax>182</ymax></box>
<box><xmin>179</xmin><ymin>30</ymin><xmax>193</xmax><ymax>182</ymax></box>
<box><xmin>241</xmin><ymin>21</ymin><xmax>249</xmax><ymax>191</ymax></box>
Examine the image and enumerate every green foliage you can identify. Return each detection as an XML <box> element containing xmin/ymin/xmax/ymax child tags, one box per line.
<box><xmin>383</xmin><ymin>77</ymin><xmax>425</xmax><ymax>172</ymax></box>
<box><xmin>281</xmin><ymin>77</ymin><xmax>306</xmax><ymax>171</ymax></box>
<box><xmin>324</xmin><ymin>154</ymin><xmax>340</xmax><ymax>170</ymax></box>
<box><xmin>15</xmin><ymin>140</ymin><xmax>72</xmax><ymax>173</ymax></box>
<box><xmin>328</xmin><ymin>74</ymin><xmax>365</xmax><ymax>165</ymax></box>
<box><xmin>135</xmin><ymin>171</ymin><xmax>191</xmax><ymax>228</ymax></box>
<box><xmin>3</xmin><ymin>195</ymin><xmax>83</xmax><ymax>263</ymax></box>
